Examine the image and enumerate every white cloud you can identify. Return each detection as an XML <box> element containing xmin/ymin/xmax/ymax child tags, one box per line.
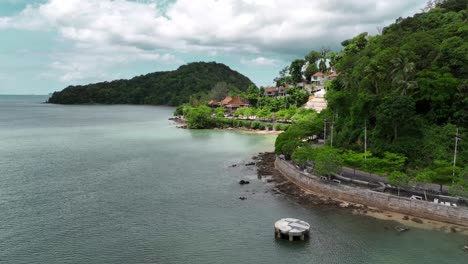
<box><xmin>0</xmin><ymin>0</ymin><xmax>427</xmax><ymax>86</ymax></box>
<box><xmin>242</xmin><ymin>57</ymin><xmax>278</xmax><ymax>66</ymax></box>
<box><xmin>41</xmin><ymin>46</ymin><xmax>182</xmax><ymax>83</ymax></box>
<box><xmin>0</xmin><ymin>0</ymin><xmax>428</xmax><ymax>55</ymax></box>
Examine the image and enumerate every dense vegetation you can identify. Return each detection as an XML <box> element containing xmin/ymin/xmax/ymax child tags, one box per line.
<box><xmin>275</xmin><ymin>0</ymin><xmax>468</xmax><ymax>194</ymax></box>
<box><xmin>174</xmin><ymin>104</ymin><xmax>289</xmax><ymax>131</ymax></box>
<box><xmin>48</xmin><ymin>62</ymin><xmax>253</xmax><ymax>106</ymax></box>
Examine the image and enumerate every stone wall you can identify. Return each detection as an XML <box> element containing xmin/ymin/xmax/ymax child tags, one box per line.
<box><xmin>275</xmin><ymin>158</ymin><xmax>468</xmax><ymax>227</ymax></box>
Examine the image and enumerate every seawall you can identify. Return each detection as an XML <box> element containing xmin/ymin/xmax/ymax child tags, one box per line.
<box><xmin>275</xmin><ymin>157</ymin><xmax>468</xmax><ymax>227</ymax></box>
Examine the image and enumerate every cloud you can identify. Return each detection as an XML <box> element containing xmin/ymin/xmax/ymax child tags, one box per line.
<box><xmin>241</xmin><ymin>57</ymin><xmax>278</xmax><ymax>66</ymax></box>
<box><xmin>1</xmin><ymin>0</ymin><xmax>428</xmax><ymax>56</ymax></box>
<box><xmin>41</xmin><ymin>46</ymin><xmax>182</xmax><ymax>83</ymax></box>
<box><xmin>0</xmin><ymin>0</ymin><xmax>427</xmax><ymax>88</ymax></box>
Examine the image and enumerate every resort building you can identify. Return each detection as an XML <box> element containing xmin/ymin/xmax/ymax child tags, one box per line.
<box><xmin>208</xmin><ymin>96</ymin><xmax>249</xmax><ymax>115</ymax></box>
<box><xmin>264</xmin><ymin>86</ymin><xmax>288</xmax><ymax>97</ymax></box>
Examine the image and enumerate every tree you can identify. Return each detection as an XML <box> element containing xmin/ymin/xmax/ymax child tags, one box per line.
<box><xmin>274</xmin><ymin>66</ymin><xmax>291</xmax><ymax>87</ymax></box>
<box><xmin>319</xmin><ymin>59</ymin><xmax>327</xmax><ymax>73</ymax></box>
<box><xmin>289</xmin><ymin>59</ymin><xmax>305</xmax><ymax>83</ymax></box>
<box><xmin>284</xmin><ymin>87</ymin><xmax>309</xmax><ymax>107</ymax></box>
<box><xmin>305</xmin><ymin>50</ymin><xmax>321</xmax><ymax>64</ymax></box>
<box><xmin>307</xmin><ymin>147</ymin><xmax>343</xmax><ymax>177</ymax></box>
<box><xmin>304</xmin><ymin>63</ymin><xmax>319</xmax><ymax>81</ymax></box>
<box><xmin>388</xmin><ymin>171</ymin><xmax>409</xmax><ymax>196</ymax></box>
<box><xmin>185</xmin><ymin>106</ymin><xmax>215</xmax><ymax>129</ymax></box>
<box><xmin>376</xmin><ymin>96</ymin><xmax>416</xmax><ymax>141</ymax></box>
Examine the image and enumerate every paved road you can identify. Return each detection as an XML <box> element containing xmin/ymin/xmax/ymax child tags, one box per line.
<box><xmin>340</xmin><ymin>167</ymin><xmax>449</xmax><ymax>194</ymax></box>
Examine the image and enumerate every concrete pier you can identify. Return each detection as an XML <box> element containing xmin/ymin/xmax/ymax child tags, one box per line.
<box><xmin>274</xmin><ymin>218</ymin><xmax>310</xmax><ymax>241</ymax></box>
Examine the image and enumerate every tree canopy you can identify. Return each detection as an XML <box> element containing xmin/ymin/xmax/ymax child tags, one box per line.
<box><xmin>48</xmin><ymin>62</ymin><xmax>254</xmax><ymax>106</ymax></box>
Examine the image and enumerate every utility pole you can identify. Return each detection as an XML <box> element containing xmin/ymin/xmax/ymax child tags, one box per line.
<box><xmin>364</xmin><ymin>120</ymin><xmax>367</xmax><ymax>160</ymax></box>
<box><xmin>453</xmin><ymin>128</ymin><xmax>461</xmax><ymax>177</ymax></box>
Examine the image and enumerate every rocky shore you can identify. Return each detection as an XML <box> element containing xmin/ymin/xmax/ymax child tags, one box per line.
<box><xmin>256</xmin><ymin>152</ymin><xmax>355</xmax><ymax>208</ymax></box>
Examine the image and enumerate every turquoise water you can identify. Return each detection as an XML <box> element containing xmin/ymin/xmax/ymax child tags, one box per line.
<box><xmin>0</xmin><ymin>95</ymin><xmax>466</xmax><ymax>264</ymax></box>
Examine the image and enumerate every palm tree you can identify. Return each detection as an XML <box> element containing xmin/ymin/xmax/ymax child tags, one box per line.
<box><xmin>391</xmin><ymin>56</ymin><xmax>418</xmax><ymax>95</ymax></box>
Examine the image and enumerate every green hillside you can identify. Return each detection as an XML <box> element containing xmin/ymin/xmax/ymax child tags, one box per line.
<box><xmin>276</xmin><ymin>0</ymin><xmax>467</xmax><ymax>191</ymax></box>
<box><xmin>47</xmin><ymin>62</ymin><xmax>254</xmax><ymax>106</ymax></box>
<box><xmin>328</xmin><ymin>0</ymin><xmax>467</xmax><ymax>161</ymax></box>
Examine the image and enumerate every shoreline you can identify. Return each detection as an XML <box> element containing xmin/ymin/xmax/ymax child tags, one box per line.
<box><xmin>213</xmin><ymin>127</ymin><xmax>283</xmax><ymax>135</ymax></box>
<box><xmin>169</xmin><ymin>117</ymin><xmax>283</xmax><ymax>135</ymax></box>
<box><xmin>256</xmin><ymin>152</ymin><xmax>468</xmax><ymax>235</ymax></box>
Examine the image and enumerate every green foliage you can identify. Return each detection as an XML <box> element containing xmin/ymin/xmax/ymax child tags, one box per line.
<box><xmin>388</xmin><ymin>171</ymin><xmax>409</xmax><ymax>187</ymax></box>
<box><xmin>185</xmin><ymin>106</ymin><xmax>216</xmax><ymax>129</ymax></box>
<box><xmin>292</xmin><ymin>147</ymin><xmax>343</xmax><ymax>176</ymax></box>
<box><xmin>174</xmin><ymin>103</ymin><xmax>191</xmax><ymax>116</ymax></box>
<box><xmin>323</xmin><ymin>4</ymin><xmax>467</xmax><ymax>182</ymax></box>
<box><xmin>342</xmin><ymin>150</ymin><xmax>406</xmax><ymax>175</ymax></box>
<box><xmin>275</xmin><ymin>116</ymin><xmax>324</xmax><ymax>158</ymax></box>
<box><xmin>289</xmin><ymin>59</ymin><xmax>306</xmax><ymax>83</ymax></box>
<box><xmin>284</xmin><ymin>87</ymin><xmax>309</xmax><ymax>108</ymax></box>
<box><xmin>214</xmin><ymin>107</ymin><xmax>226</xmax><ymax>118</ymax></box>
<box><xmin>388</xmin><ymin>171</ymin><xmax>409</xmax><ymax>195</ymax></box>
<box><xmin>48</xmin><ymin>62</ymin><xmax>253</xmax><ymax>106</ymax></box>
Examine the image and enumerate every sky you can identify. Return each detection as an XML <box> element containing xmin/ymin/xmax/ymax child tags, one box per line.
<box><xmin>0</xmin><ymin>0</ymin><xmax>428</xmax><ymax>95</ymax></box>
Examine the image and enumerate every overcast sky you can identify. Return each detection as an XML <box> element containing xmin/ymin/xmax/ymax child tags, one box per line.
<box><xmin>0</xmin><ymin>0</ymin><xmax>428</xmax><ymax>94</ymax></box>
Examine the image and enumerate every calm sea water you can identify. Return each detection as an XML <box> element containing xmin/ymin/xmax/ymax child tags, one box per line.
<box><xmin>0</xmin><ymin>95</ymin><xmax>466</xmax><ymax>264</ymax></box>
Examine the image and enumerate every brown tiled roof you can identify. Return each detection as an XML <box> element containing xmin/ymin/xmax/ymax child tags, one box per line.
<box><xmin>278</xmin><ymin>86</ymin><xmax>286</xmax><ymax>91</ymax></box>
<box><xmin>313</xmin><ymin>72</ymin><xmax>325</xmax><ymax>77</ymax></box>
<box><xmin>265</xmin><ymin>87</ymin><xmax>278</xmax><ymax>93</ymax></box>
<box><xmin>329</xmin><ymin>72</ymin><xmax>339</xmax><ymax>77</ymax></box>
<box><xmin>220</xmin><ymin>96</ymin><xmax>233</xmax><ymax>105</ymax></box>
<box><xmin>208</xmin><ymin>100</ymin><xmax>218</xmax><ymax>105</ymax></box>
<box><xmin>228</xmin><ymin>96</ymin><xmax>247</xmax><ymax>106</ymax></box>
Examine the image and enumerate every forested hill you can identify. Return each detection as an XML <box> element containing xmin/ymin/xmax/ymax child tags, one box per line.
<box><xmin>326</xmin><ymin>0</ymin><xmax>467</xmax><ymax>162</ymax></box>
<box><xmin>47</xmin><ymin>62</ymin><xmax>254</xmax><ymax>106</ymax></box>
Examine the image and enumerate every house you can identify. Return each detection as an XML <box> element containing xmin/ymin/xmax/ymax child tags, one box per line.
<box><xmin>264</xmin><ymin>86</ymin><xmax>289</xmax><ymax>97</ymax></box>
<box><xmin>327</xmin><ymin>72</ymin><xmax>340</xmax><ymax>81</ymax></box>
<box><xmin>311</xmin><ymin>72</ymin><xmax>325</xmax><ymax>85</ymax></box>
<box><xmin>278</xmin><ymin>86</ymin><xmax>287</xmax><ymax>97</ymax></box>
<box><xmin>222</xmin><ymin>96</ymin><xmax>249</xmax><ymax>115</ymax></box>
<box><xmin>208</xmin><ymin>100</ymin><xmax>218</xmax><ymax>108</ymax></box>
<box><xmin>208</xmin><ymin>96</ymin><xmax>249</xmax><ymax>115</ymax></box>
<box><xmin>264</xmin><ymin>87</ymin><xmax>278</xmax><ymax>97</ymax></box>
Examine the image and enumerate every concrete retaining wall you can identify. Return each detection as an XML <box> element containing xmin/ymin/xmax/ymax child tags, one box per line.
<box><xmin>275</xmin><ymin>158</ymin><xmax>468</xmax><ymax>227</ymax></box>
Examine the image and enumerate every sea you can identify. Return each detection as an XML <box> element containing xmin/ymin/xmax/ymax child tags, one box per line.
<box><xmin>0</xmin><ymin>95</ymin><xmax>466</xmax><ymax>264</ymax></box>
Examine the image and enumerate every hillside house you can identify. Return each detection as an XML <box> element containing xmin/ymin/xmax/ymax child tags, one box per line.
<box><xmin>311</xmin><ymin>72</ymin><xmax>325</xmax><ymax>85</ymax></box>
<box><xmin>264</xmin><ymin>87</ymin><xmax>278</xmax><ymax>97</ymax></box>
<box><xmin>264</xmin><ymin>86</ymin><xmax>287</xmax><ymax>97</ymax></box>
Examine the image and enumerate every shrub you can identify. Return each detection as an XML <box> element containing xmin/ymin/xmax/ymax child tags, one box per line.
<box><xmin>252</xmin><ymin>121</ymin><xmax>261</xmax><ymax>130</ymax></box>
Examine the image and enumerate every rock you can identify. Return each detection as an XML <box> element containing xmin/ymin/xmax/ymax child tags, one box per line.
<box><xmin>231</xmin><ymin>164</ymin><xmax>237</xmax><ymax>167</ymax></box>
<box><xmin>340</xmin><ymin>202</ymin><xmax>350</xmax><ymax>208</ymax></box>
<box><xmin>395</xmin><ymin>225</ymin><xmax>409</xmax><ymax>233</ymax></box>
<box><xmin>245</xmin><ymin>162</ymin><xmax>255</xmax><ymax>166</ymax></box>
<box><xmin>239</xmin><ymin>180</ymin><xmax>250</xmax><ymax>185</ymax></box>
<box><xmin>239</xmin><ymin>196</ymin><xmax>247</xmax><ymax>200</ymax></box>
<box><xmin>252</xmin><ymin>156</ymin><xmax>258</xmax><ymax>160</ymax></box>
<box><xmin>411</xmin><ymin>218</ymin><xmax>423</xmax><ymax>224</ymax></box>
<box><xmin>450</xmin><ymin>227</ymin><xmax>457</xmax><ymax>233</ymax></box>
<box><xmin>403</xmin><ymin>216</ymin><xmax>409</xmax><ymax>220</ymax></box>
